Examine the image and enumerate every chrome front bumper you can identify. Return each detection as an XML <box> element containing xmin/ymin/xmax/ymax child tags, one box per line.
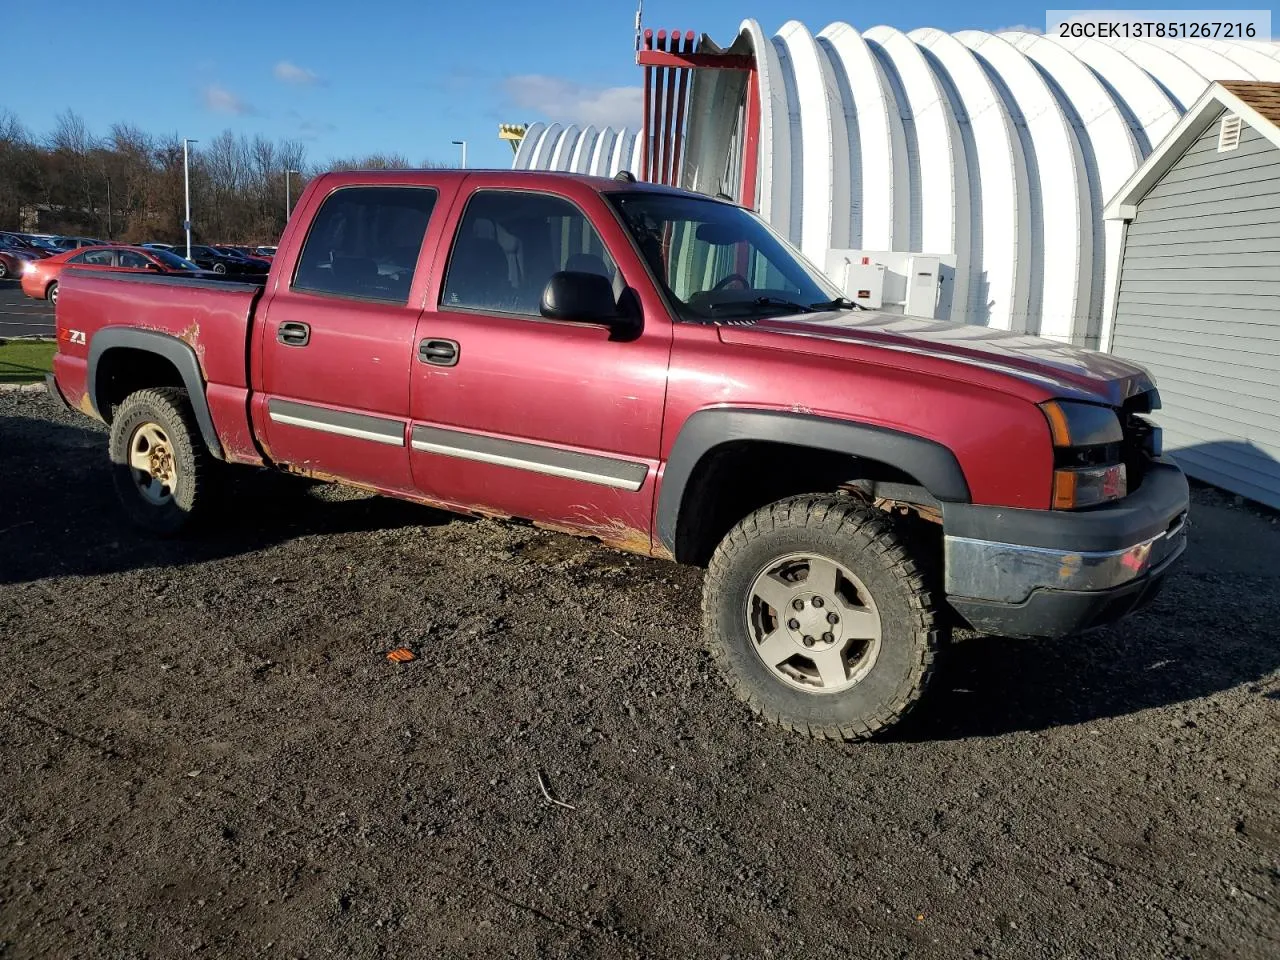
<box><xmin>944</xmin><ymin>511</ymin><xmax>1188</xmax><ymax>605</ymax></box>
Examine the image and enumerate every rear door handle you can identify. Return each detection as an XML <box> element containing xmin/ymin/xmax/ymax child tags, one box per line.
<box><xmin>277</xmin><ymin>322</ymin><xmax>311</xmax><ymax>346</ymax></box>
<box><xmin>419</xmin><ymin>339</ymin><xmax>459</xmax><ymax>366</ymax></box>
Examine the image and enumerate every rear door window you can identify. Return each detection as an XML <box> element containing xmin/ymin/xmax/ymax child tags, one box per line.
<box><xmin>292</xmin><ymin>186</ymin><xmax>438</xmax><ymax>304</ymax></box>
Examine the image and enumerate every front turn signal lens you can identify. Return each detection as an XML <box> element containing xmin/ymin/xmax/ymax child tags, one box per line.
<box><xmin>1042</xmin><ymin>400</ymin><xmax>1074</xmax><ymax>447</ymax></box>
<box><xmin>1053</xmin><ymin>463</ymin><xmax>1127</xmax><ymax>509</ymax></box>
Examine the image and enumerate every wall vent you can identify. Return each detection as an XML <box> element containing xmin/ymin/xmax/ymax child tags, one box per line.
<box><xmin>1218</xmin><ymin>113</ymin><xmax>1243</xmax><ymax>152</ymax></box>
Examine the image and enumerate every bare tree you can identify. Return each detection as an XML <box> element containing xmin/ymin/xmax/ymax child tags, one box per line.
<box><xmin>46</xmin><ymin>111</ymin><xmax>100</xmax><ymax>229</ymax></box>
<box><xmin>325</xmin><ymin>152</ymin><xmax>412</xmax><ymax>171</ymax></box>
<box><xmin>0</xmin><ymin>110</ymin><xmax>37</xmax><ymax>228</ymax></box>
<box><xmin>0</xmin><ymin>112</ymin><xmax>322</xmax><ymax>243</ymax></box>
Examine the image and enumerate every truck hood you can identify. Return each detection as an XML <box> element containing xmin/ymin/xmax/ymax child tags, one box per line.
<box><xmin>718</xmin><ymin>310</ymin><xmax>1155</xmax><ymax>407</ymax></box>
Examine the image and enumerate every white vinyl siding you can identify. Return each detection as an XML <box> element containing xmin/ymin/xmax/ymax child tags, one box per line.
<box><xmin>1111</xmin><ymin>111</ymin><xmax>1280</xmax><ymax>509</ymax></box>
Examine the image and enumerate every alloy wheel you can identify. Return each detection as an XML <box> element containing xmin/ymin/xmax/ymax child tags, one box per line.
<box><xmin>744</xmin><ymin>552</ymin><xmax>882</xmax><ymax>693</ymax></box>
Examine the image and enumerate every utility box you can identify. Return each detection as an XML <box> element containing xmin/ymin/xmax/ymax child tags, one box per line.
<box><xmin>823</xmin><ymin>249</ymin><xmax>955</xmax><ymax>319</ymax></box>
<box><xmin>904</xmin><ymin>256</ymin><xmax>941</xmax><ymax>317</ymax></box>
<box><xmin>837</xmin><ymin>260</ymin><xmax>886</xmax><ymax>309</ymax></box>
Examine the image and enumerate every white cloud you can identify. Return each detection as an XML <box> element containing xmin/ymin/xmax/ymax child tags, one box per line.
<box><xmin>502</xmin><ymin>75</ymin><xmax>642</xmax><ymax>129</ymax></box>
<box><xmin>202</xmin><ymin>85</ymin><xmax>256</xmax><ymax>116</ymax></box>
<box><xmin>275</xmin><ymin>61</ymin><xmax>321</xmax><ymax>86</ymax></box>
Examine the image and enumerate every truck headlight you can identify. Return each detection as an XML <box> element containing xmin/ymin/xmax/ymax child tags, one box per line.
<box><xmin>1040</xmin><ymin>400</ymin><xmax>1127</xmax><ymax>509</ymax></box>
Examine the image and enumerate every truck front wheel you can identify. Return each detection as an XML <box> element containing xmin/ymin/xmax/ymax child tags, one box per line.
<box><xmin>703</xmin><ymin>494</ymin><xmax>943</xmax><ymax>740</ymax></box>
<box><xmin>108</xmin><ymin>387</ymin><xmax>212</xmax><ymax>535</ymax></box>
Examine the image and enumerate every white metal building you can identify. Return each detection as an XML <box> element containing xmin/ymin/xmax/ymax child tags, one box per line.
<box><xmin>513</xmin><ymin>20</ymin><xmax>1280</xmax><ymax>347</ymax></box>
<box><xmin>1104</xmin><ymin>81</ymin><xmax>1280</xmax><ymax>509</ymax></box>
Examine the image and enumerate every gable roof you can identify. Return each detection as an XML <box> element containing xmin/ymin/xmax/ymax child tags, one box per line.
<box><xmin>1104</xmin><ymin>81</ymin><xmax>1280</xmax><ymax>220</ymax></box>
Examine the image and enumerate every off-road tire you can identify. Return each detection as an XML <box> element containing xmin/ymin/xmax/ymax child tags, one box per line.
<box><xmin>108</xmin><ymin>387</ymin><xmax>211</xmax><ymax>536</ymax></box>
<box><xmin>703</xmin><ymin>494</ymin><xmax>943</xmax><ymax>740</ymax></box>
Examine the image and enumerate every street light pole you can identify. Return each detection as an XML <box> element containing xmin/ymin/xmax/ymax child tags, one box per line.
<box><xmin>183</xmin><ymin>138</ymin><xmax>198</xmax><ymax>260</ymax></box>
<box><xmin>285</xmin><ymin>169</ymin><xmax>300</xmax><ymax>222</ymax></box>
<box><xmin>106</xmin><ymin>178</ymin><xmax>112</xmax><ymax>239</ymax></box>
<box><xmin>451</xmin><ymin>140</ymin><xmax>467</xmax><ymax>169</ymax></box>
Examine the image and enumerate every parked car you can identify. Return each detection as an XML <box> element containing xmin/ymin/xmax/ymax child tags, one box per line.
<box><xmin>49</xmin><ymin>236</ymin><xmax>109</xmax><ymax>251</ymax></box>
<box><xmin>0</xmin><ymin>247</ymin><xmax>45</xmax><ymax>281</ymax></box>
<box><xmin>0</xmin><ymin>231</ymin><xmax>51</xmax><ymax>253</ymax></box>
<box><xmin>140</xmin><ymin>242</ymin><xmax>175</xmax><ymax>251</ymax></box>
<box><xmin>254</xmin><ymin>245</ymin><xmax>278</xmax><ymax>259</ymax></box>
<box><xmin>0</xmin><ymin>233</ymin><xmax>51</xmax><ymax>280</ymax></box>
<box><xmin>47</xmin><ymin>169</ymin><xmax>1189</xmax><ymax>741</ymax></box>
<box><xmin>213</xmin><ymin>244</ymin><xmax>271</xmax><ymax>267</ymax></box>
<box><xmin>22</xmin><ymin>245</ymin><xmax>205</xmax><ymax>305</ymax></box>
<box><xmin>16</xmin><ymin>233</ymin><xmax>63</xmax><ymax>253</ymax></box>
<box><xmin>182</xmin><ymin>244</ymin><xmax>269</xmax><ymax>276</ymax></box>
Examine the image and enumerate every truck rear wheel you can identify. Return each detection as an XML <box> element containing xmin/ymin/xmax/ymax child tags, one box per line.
<box><xmin>703</xmin><ymin>494</ymin><xmax>942</xmax><ymax>740</ymax></box>
<box><xmin>108</xmin><ymin>387</ymin><xmax>211</xmax><ymax>536</ymax></box>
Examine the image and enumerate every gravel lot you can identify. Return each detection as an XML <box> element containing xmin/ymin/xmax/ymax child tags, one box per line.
<box><xmin>2</xmin><ymin>391</ymin><xmax>1278</xmax><ymax>959</ymax></box>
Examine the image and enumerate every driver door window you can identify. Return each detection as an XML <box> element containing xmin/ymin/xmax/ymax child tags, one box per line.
<box><xmin>440</xmin><ymin>190</ymin><xmax>618</xmax><ymax>317</ymax></box>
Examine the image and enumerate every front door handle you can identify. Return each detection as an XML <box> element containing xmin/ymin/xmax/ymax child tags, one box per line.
<box><xmin>419</xmin><ymin>339</ymin><xmax>459</xmax><ymax>366</ymax></box>
<box><xmin>277</xmin><ymin>321</ymin><xmax>310</xmax><ymax>346</ymax></box>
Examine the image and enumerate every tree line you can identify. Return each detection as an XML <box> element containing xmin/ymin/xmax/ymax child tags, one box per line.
<box><xmin>0</xmin><ymin>109</ymin><xmax>427</xmax><ymax>245</ymax></box>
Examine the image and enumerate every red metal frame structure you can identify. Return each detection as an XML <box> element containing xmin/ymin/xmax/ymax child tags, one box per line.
<box><xmin>636</xmin><ymin>28</ymin><xmax>760</xmax><ymax>208</ymax></box>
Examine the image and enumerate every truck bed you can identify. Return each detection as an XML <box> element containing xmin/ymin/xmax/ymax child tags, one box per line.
<box><xmin>52</xmin><ymin>268</ymin><xmax>265</xmax><ymax>461</ymax></box>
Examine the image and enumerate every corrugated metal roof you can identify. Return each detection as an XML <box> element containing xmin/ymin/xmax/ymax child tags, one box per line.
<box><xmin>514</xmin><ymin>22</ymin><xmax>1280</xmax><ymax>347</ymax></box>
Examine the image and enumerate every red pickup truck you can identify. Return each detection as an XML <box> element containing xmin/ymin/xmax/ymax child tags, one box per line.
<box><xmin>47</xmin><ymin>169</ymin><xmax>1189</xmax><ymax>740</ymax></box>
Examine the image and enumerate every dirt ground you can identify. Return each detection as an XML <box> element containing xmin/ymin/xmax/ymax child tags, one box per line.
<box><xmin>1</xmin><ymin>391</ymin><xmax>1278</xmax><ymax>959</ymax></box>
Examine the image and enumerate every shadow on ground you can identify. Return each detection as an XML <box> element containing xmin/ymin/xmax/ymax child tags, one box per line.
<box><xmin>0</xmin><ymin>411</ymin><xmax>453</xmax><ymax>586</ymax></box>
<box><xmin>5</xmin><ymin>404</ymin><xmax>1280</xmax><ymax>741</ymax></box>
<box><xmin>899</xmin><ymin>483</ymin><xmax>1280</xmax><ymax>740</ymax></box>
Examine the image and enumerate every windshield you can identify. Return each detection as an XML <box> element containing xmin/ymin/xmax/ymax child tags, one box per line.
<box><xmin>148</xmin><ymin>248</ymin><xmax>200</xmax><ymax>270</ymax></box>
<box><xmin>606</xmin><ymin>192</ymin><xmax>840</xmax><ymax>321</ymax></box>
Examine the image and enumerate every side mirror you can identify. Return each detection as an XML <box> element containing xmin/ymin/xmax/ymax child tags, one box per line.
<box><xmin>540</xmin><ymin>271</ymin><xmax>617</xmax><ymax>324</ymax></box>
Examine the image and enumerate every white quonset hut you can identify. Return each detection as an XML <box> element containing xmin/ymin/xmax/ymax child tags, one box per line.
<box><xmin>1104</xmin><ymin>82</ymin><xmax>1280</xmax><ymax>509</ymax></box>
<box><xmin>512</xmin><ymin>20</ymin><xmax>1280</xmax><ymax>346</ymax></box>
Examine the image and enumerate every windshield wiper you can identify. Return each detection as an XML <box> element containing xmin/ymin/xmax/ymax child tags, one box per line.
<box><xmin>707</xmin><ymin>296</ymin><xmax>817</xmax><ymax>315</ymax></box>
<box><xmin>809</xmin><ymin>296</ymin><xmax>864</xmax><ymax>311</ymax></box>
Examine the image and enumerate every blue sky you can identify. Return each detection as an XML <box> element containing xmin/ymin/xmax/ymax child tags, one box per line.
<box><xmin>2</xmin><ymin>1</ymin><xmax>1217</xmax><ymax>169</ymax></box>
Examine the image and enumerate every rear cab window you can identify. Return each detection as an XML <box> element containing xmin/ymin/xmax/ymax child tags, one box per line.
<box><xmin>293</xmin><ymin>186</ymin><xmax>438</xmax><ymax>304</ymax></box>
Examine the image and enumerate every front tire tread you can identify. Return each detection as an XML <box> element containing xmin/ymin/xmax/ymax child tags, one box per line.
<box><xmin>702</xmin><ymin>494</ymin><xmax>941</xmax><ymax>741</ymax></box>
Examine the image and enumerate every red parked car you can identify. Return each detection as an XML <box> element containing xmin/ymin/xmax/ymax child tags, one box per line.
<box><xmin>22</xmin><ymin>245</ymin><xmax>203</xmax><ymax>305</ymax></box>
<box><xmin>46</xmin><ymin>170</ymin><xmax>1188</xmax><ymax>741</ymax></box>
<box><xmin>0</xmin><ymin>232</ymin><xmax>51</xmax><ymax>280</ymax></box>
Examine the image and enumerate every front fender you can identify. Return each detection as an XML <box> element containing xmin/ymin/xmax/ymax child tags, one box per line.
<box><xmin>656</xmin><ymin>408</ymin><xmax>970</xmax><ymax>556</ymax></box>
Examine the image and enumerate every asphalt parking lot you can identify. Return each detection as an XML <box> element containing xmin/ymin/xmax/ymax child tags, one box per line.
<box><xmin>0</xmin><ymin>281</ymin><xmax>54</xmax><ymax>339</ymax></box>
<box><xmin>1</xmin><ymin>391</ymin><xmax>1278</xmax><ymax>959</ymax></box>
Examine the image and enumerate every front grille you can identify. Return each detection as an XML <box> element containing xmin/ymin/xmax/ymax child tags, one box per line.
<box><xmin>1120</xmin><ymin>390</ymin><xmax>1159</xmax><ymax>491</ymax></box>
